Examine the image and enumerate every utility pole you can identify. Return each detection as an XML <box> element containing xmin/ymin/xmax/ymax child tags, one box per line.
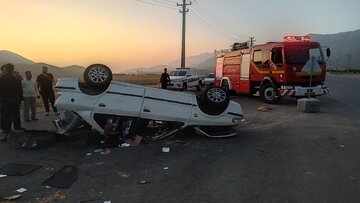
<box><xmin>177</xmin><ymin>0</ymin><xmax>191</xmax><ymax>68</ymax></box>
<box><xmin>348</xmin><ymin>54</ymin><xmax>351</xmax><ymax>69</ymax></box>
<box><xmin>249</xmin><ymin>36</ymin><xmax>256</xmax><ymax>47</ymax></box>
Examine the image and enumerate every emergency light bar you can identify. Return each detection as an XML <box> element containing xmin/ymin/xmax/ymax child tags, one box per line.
<box><xmin>283</xmin><ymin>35</ymin><xmax>311</xmax><ymax>42</ymax></box>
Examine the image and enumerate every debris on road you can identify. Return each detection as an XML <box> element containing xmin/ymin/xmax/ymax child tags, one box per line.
<box><xmin>94</xmin><ymin>149</ymin><xmax>104</xmax><ymax>153</ymax></box>
<box><xmin>118</xmin><ymin>171</ymin><xmax>130</xmax><ymax>178</ymax></box>
<box><xmin>138</xmin><ymin>180</ymin><xmax>151</xmax><ymax>184</ymax></box>
<box><xmin>257</xmin><ymin>105</ymin><xmax>273</xmax><ymax>112</ymax></box>
<box><xmin>16</xmin><ymin>188</ymin><xmax>27</xmax><ymax>193</ymax></box>
<box><xmin>0</xmin><ymin>174</ymin><xmax>7</xmax><ymax>178</ymax></box>
<box><xmin>21</xmin><ymin>130</ymin><xmax>57</xmax><ymax>150</ymax></box>
<box><xmin>0</xmin><ymin>163</ymin><xmax>42</xmax><ymax>176</ymax></box>
<box><xmin>2</xmin><ymin>194</ymin><xmax>21</xmax><ymax>201</ymax></box>
<box><xmin>101</xmin><ymin>148</ymin><xmax>112</xmax><ymax>155</ymax></box>
<box><xmin>163</xmin><ymin>167</ymin><xmax>169</xmax><ymax>170</ymax></box>
<box><xmin>125</xmin><ymin>135</ymin><xmax>143</xmax><ymax>146</ymax></box>
<box><xmin>34</xmin><ymin>191</ymin><xmax>67</xmax><ymax>202</ymax></box>
<box><xmin>162</xmin><ymin>147</ymin><xmax>170</xmax><ymax>153</ymax></box>
<box><xmin>104</xmin><ymin>201</ymin><xmax>112</xmax><ymax>203</ymax></box>
<box><xmin>336</xmin><ymin>144</ymin><xmax>345</xmax><ymax>148</ymax></box>
<box><xmin>86</xmin><ymin>153</ymin><xmax>92</xmax><ymax>156</ymax></box>
<box><xmin>119</xmin><ymin>143</ymin><xmax>131</xmax><ymax>148</ymax></box>
<box><xmin>42</xmin><ymin>165</ymin><xmax>78</xmax><ymax>189</ymax></box>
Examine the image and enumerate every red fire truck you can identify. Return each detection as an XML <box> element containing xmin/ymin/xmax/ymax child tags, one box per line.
<box><xmin>215</xmin><ymin>36</ymin><xmax>331</xmax><ymax>104</ymax></box>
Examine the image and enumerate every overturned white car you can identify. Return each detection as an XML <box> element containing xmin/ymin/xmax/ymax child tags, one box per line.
<box><xmin>54</xmin><ymin>64</ymin><xmax>243</xmax><ymax>139</ymax></box>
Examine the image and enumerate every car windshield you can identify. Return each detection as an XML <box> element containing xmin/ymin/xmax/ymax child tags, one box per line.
<box><xmin>206</xmin><ymin>73</ymin><xmax>215</xmax><ymax>78</ymax></box>
<box><xmin>170</xmin><ymin>71</ymin><xmax>187</xmax><ymax>76</ymax></box>
<box><xmin>285</xmin><ymin>45</ymin><xmax>325</xmax><ymax>65</ymax></box>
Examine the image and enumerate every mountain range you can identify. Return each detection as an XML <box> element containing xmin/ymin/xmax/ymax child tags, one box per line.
<box><xmin>1</xmin><ymin>29</ymin><xmax>359</xmax><ymax>76</ymax></box>
<box><xmin>0</xmin><ymin>50</ymin><xmax>85</xmax><ymax>78</ymax></box>
<box><xmin>309</xmin><ymin>29</ymin><xmax>360</xmax><ymax>69</ymax></box>
<box><xmin>124</xmin><ymin>52</ymin><xmax>215</xmax><ymax>74</ymax></box>
<box><xmin>127</xmin><ymin>29</ymin><xmax>360</xmax><ymax>73</ymax></box>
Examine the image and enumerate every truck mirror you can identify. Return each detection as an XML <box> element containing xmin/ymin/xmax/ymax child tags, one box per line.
<box><xmin>326</xmin><ymin>48</ymin><xmax>331</xmax><ymax>57</ymax></box>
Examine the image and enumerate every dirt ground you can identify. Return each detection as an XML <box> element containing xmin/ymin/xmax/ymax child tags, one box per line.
<box><xmin>0</xmin><ymin>73</ymin><xmax>359</xmax><ymax>203</ymax></box>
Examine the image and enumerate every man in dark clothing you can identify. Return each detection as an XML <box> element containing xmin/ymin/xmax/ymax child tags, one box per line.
<box><xmin>160</xmin><ymin>68</ymin><xmax>170</xmax><ymax>89</ymax></box>
<box><xmin>37</xmin><ymin>66</ymin><xmax>58</xmax><ymax>116</ymax></box>
<box><xmin>0</xmin><ymin>65</ymin><xmax>5</xmax><ymax>130</ymax></box>
<box><xmin>0</xmin><ymin>63</ymin><xmax>24</xmax><ymax>140</ymax></box>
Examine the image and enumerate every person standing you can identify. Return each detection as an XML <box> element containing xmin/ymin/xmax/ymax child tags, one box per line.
<box><xmin>0</xmin><ymin>63</ymin><xmax>24</xmax><ymax>141</ymax></box>
<box><xmin>36</xmin><ymin>66</ymin><xmax>58</xmax><ymax>115</ymax></box>
<box><xmin>22</xmin><ymin>71</ymin><xmax>40</xmax><ymax>122</ymax></box>
<box><xmin>0</xmin><ymin>65</ymin><xmax>6</xmax><ymax>130</ymax></box>
<box><xmin>160</xmin><ymin>68</ymin><xmax>170</xmax><ymax>89</ymax></box>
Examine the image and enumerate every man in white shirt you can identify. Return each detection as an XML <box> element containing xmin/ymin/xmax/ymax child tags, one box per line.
<box><xmin>22</xmin><ymin>71</ymin><xmax>40</xmax><ymax>122</ymax></box>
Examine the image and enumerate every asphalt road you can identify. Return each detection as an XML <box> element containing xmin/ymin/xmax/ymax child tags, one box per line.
<box><xmin>0</xmin><ymin>73</ymin><xmax>360</xmax><ymax>203</ymax></box>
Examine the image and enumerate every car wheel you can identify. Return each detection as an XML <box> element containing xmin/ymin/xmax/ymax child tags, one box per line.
<box><xmin>84</xmin><ymin>64</ymin><xmax>113</xmax><ymax>88</ymax></box>
<box><xmin>260</xmin><ymin>83</ymin><xmax>281</xmax><ymax>104</ymax></box>
<box><xmin>196</xmin><ymin>81</ymin><xmax>202</xmax><ymax>91</ymax></box>
<box><xmin>203</xmin><ymin>86</ymin><xmax>230</xmax><ymax>107</ymax></box>
<box><xmin>182</xmin><ymin>83</ymin><xmax>188</xmax><ymax>91</ymax></box>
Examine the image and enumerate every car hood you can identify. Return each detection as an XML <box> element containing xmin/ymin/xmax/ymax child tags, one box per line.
<box><xmin>170</xmin><ymin>76</ymin><xmax>186</xmax><ymax>80</ymax></box>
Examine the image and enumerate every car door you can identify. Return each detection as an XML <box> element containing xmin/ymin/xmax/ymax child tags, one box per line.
<box><xmin>188</xmin><ymin>70</ymin><xmax>197</xmax><ymax>87</ymax></box>
<box><xmin>140</xmin><ymin>87</ymin><xmax>193</xmax><ymax>124</ymax></box>
<box><xmin>93</xmin><ymin>82</ymin><xmax>145</xmax><ymax>117</ymax></box>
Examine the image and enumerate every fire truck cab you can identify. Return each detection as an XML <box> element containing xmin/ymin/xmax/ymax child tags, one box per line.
<box><xmin>215</xmin><ymin>36</ymin><xmax>330</xmax><ymax>104</ymax></box>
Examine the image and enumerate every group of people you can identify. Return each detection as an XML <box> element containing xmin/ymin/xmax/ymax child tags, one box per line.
<box><xmin>0</xmin><ymin>63</ymin><xmax>58</xmax><ymax>141</ymax></box>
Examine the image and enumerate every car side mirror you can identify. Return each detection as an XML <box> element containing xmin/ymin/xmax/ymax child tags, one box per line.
<box><xmin>326</xmin><ymin>48</ymin><xmax>331</xmax><ymax>57</ymax></box>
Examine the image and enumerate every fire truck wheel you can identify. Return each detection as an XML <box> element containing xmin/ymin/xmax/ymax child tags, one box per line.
<box><xmin>84</xmin><ymin>64</ymin><xmax>113</xmax><ymax>89</ymax></box>
<box><xmin>260</xmin><ymin>83</ymin><xmax>281</xmax><ymax>104</ymax></box>
<box><xmin>203</xmin><ymin>86</ymin><xmax>230</xmax><ymax>107</ymax></box>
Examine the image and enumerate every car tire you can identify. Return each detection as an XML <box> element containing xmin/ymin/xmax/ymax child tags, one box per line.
<box><xmin>196</xmin><ymin>81</ymin><xmax>202</xmax><ymax>91</ymax></box>
<box><xmin>203</xmin><ymin>86</ymin><xmax>230</xmax><ymax>107</ymax></box>
<box><xmin>260</xmin><ymin>83</ymin><xmax>281</xmax><ymax>104</ymax></box>
<box><xmin>84</xmin><ymin>64</ymin><xmax>113</xmax><ymax>88</ymax></box>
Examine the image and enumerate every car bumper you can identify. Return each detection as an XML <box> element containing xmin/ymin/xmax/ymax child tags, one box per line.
<box><xmin>280</xmin><ymin>85</ymin><xmax>329</xmax><ymax>97</ymax></box>
<box><xmin>168</xmin><ymin>82</ymin><xmax>184</xmax><ymax>89</ymax></box>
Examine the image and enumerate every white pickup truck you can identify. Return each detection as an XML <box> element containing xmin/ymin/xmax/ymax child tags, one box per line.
<box><xmin>168</xmin><ymin>68</ymin><xmax>205</xmax><ymax>91</ymax></box>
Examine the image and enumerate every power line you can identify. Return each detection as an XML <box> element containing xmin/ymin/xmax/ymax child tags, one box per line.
<box><xmin>192</xmin><ymin>2</ymin><xmax>237</xmax><ymax>38</ymax></box>
<box><xmin>189</xmin><ymin>12</ymin><xmax>238</xmax><ymax>41</ymax></box>
<box><xmin>192</xmin><ymin>0</ymin><xmax>246</xmax><ymax>40</ymax></box>
<box><xmin>136</xmin><ymin>0</ymin><xmax>177</xmax><ymax>10</ymax></box>
<box><xmin>150</xmin><ymin>0</ymin><xmax>177</xmax><ymax>7</ymax></box>
<box><xmin>155</xmin><ymin>0</ymin><xmax>178</xmax><ymax>4</ymax></box>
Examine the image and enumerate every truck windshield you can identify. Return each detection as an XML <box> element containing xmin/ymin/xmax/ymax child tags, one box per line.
<box><xmin>170</xmin><ymin>71</ymin><xmax>187</xmax><ymax>76</ymax></box>
<box><xmin>285</xmin><ymin>45</ymin><xmax>325</xmax><ymax>65</ymax></box>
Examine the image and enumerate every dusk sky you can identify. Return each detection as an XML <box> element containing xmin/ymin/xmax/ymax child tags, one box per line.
<box><xmin>1</xmin><ymin>0</ymin><xmax>359</xmax><ymax>71</ymax></box>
